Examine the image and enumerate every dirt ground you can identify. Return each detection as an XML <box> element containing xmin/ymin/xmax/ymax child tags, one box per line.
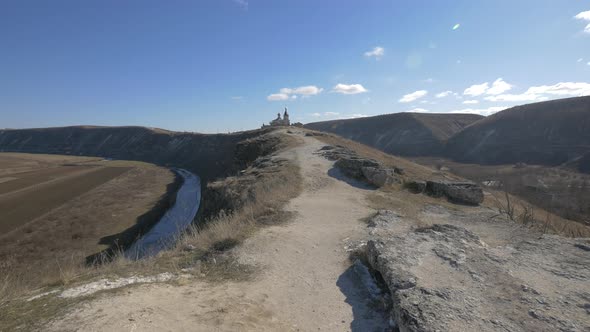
<box><xmin>0</xmin><ymin>153</ymin><xmax>176</xmax><ymax>288</ymax></box>
<box><xmin>16</xmin><ymin>130</ymin><xmax>590</xmax><ymax>331</ymax></box>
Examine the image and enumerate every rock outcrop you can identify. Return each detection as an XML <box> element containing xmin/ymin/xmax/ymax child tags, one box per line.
<box><xmin>365</xmin><ymin>211</ymin><xmax>590</xmax><ymax>332</ymax></box>
<box><xmin>425</xmin><ymin>180</ymin><xmax>484</xmax><ymax>205</ymax></box>
<box><xmin>0</xmin><ymin>126</ymin><xmax>279</xmax><ymax>182</ymax></box>
<box><xmin>318</xmin><ymin>145</ymin><xmax>402</xmax><ymax>187</ymax></box>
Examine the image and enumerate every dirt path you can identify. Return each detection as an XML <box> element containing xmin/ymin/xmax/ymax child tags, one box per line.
<box><xmin>48</xmin><ymin>133</ymin><xmax>389</xmax><ymax>331</ymax></box>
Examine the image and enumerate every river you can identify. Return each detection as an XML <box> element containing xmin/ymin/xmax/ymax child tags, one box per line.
<box><xmin>126</xmin><ymin>168</ymin><xmax>201</xmax><ymax>259</ymax></box>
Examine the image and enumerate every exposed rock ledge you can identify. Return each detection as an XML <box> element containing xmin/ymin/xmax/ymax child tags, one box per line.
<box><xmin>366</xmin><ymin>210</ymin><xmax>590</xmax><ymax>332</ymax></box>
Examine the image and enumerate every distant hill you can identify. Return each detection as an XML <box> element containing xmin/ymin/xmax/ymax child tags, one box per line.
<box><xmin>445</xmin><ymin>96</ymin><xmax>590</xmax><ymax>170</ymax></box>
<box><xmin>0</xmin><ymin>126</ymin><xmax>273</xmax><ymax>181</ymax></box>
<box><xmin>304</xmin><ymin>112</ymin><xmax>483</xmax><ymax>157</ymax></box>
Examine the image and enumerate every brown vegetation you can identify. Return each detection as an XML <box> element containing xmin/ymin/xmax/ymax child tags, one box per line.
<box><xmin>0</xmin><ymin>153</ymin><xmax>177</xmax><ymax>293</ymax></box>
<box><xmin>305</xmin><ymin>112</ymin><xmax>482</xmax><ymax>157</ymax></box>
<box><xmin>413</xmin><ymin>156</ymin><xmax>590</xmax><ymax>227</ymax></box>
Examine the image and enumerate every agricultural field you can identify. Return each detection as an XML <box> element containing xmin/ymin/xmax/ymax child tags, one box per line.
<box><xmin>0</xmin><ymin>153</ymin><xmax>177</xmax><ymax>288</ymax></box>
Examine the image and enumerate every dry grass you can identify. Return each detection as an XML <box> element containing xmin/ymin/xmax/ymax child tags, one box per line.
<box><xmin>412</xmin><ymin>156</ymin><xmax>590</xmax><ymax>225</ymax></box>
<box><xmin>486</xmin><ymin>189</ymin><xmax>590</xmax><ymax>238</ymax></box>
<box><xmin>311</xmin><ymin>131</ymin><xmax>459</xmax><ymax>181</ymax></box>
<box><xmin>0</xmin><ymin>154</ymin><xmax>176</xmax><ymax>303</ymax></box>
<box><xmin>163</xmin><ymin>157</ymin><xmax>302</xmax><ymax>281</ymax></box>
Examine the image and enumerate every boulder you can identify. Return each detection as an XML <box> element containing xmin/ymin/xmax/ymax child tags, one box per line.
<box><xmin>425</xmin><ymin>180</ymin><xmax>484</xmax><ymax>205</ymax></box>
<box><xmin>361</xmin><ymin>167</ymin><xmax>401</xmax><ymax>187</ymax></box>
<box><xmin>405</xmin><ymin>180</ymin><xmax>426</xmax><ymax>193</ymax></box>
<box><xmin>334</xmin><ymin>157</ymin><xmax>380</xmax><ymax>179</ymax></box>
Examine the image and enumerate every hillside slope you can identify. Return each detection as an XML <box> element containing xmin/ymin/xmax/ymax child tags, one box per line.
<box><xmin>36</xmin><ymin>129</ymin><xmax>590</xmax><ymax>332</ymax></box>
<box><xmin>305</xmin><ymin>112</ymin><xmax>482</xmax><ymax>157</ymax></box>
<box><xmin>0</xmin><ymin>126</ymin><xmax>276</xmax><ymax>181</ymax></box>
<box><xmin>445</xmin><ymin>96</ymin><xmax>590</xmax><ymax>170</ymax></box>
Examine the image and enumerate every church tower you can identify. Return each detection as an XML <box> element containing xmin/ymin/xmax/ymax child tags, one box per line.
<box><xmin>283</xmin><ymin>107</ymin><xmax>290</xmax><ymax>125</ymax></box>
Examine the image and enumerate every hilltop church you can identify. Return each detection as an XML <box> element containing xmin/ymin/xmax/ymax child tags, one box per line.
<box><xmin>264</xmin><ymin>107</ymin><xmax>290</xmax><ymax>127</ymax></box>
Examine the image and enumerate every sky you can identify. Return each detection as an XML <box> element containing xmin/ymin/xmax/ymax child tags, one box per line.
<box><xmin>1</xmin><ymin>1</ymin><xmax>590</xmax><ymax>133</ymax></box>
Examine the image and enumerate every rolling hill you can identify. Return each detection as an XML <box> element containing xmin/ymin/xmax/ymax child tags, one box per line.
<box><xmin>0</xmin><ymin>126</ymin><xmax>274</xmax><ymax>181</ymax></box>
<box><xmin>304</xmin><ymin>112</ymin><xmax>483</xmax><ymax>157</ymax></box>
<box><xmin>445</xmin><ymin>96</ymin><xmax>590</xmax><ymax>169</ymax></box>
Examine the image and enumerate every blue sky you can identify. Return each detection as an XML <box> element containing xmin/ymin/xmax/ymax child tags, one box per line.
<box><xmin>1</xmin><ymin>1</ymin><xmax>589</xmax><ymax>133</ymax></box>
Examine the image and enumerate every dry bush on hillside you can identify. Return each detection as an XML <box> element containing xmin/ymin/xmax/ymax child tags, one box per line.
<box><xmin>168</xmin><ymin>159</ymin><xmax>302</xmax><ymax>279</ymax></box>
<box><xmin>490</xmin><ymin>190</ymin><xmax>590</xmax><ymax>237</ymax></box>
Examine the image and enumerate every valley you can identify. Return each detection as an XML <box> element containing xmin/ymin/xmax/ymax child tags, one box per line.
<box><xmin>0</xmin><ymin>153</ymin><xmax>178</xmax><ymax>289</ymax></box>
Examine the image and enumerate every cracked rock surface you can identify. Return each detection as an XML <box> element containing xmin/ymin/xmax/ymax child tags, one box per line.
<box><xmin>366</xmin><ymin>209</ymin><xmax>590</xmax><ymax>332</ymax></box>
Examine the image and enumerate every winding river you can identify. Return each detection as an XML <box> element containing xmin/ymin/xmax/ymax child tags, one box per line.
<box><xmin>126</xmin><ymin>168</ymin><xmax>201</xmax><ymax>259</ymax></box>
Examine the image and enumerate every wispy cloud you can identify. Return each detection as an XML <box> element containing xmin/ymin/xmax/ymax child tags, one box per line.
<box><xmin>452</xmin><ymin>23</ymin><xmax>461</xmax><ymax>30</ymax></box>
<box><xmin>575</xmin><ymin>10</ymin><xmax>590</xmax><ymax>33</ymax></box>
<box><xmin>230</xmin><ymin>96</ymin><xmax>243</xmax><ymax>100</ymax></box>
<box><xmin>364</xmin><ymin>46</ymin><xmax>384</xmax><ymax>59</ymax></box>
<box><xmin>449</xmin><ymin>106</ymin><xmax>508</xmax><ymax>116</ymax></box>
<box><xmin>280</xmin><ymin>86</ymin><xmax>323</xmax><ymax>96</ymax></box>
<box><xmin>267</xmin><ymin>85</ymin><xmax>323</xmax><ymax>101</ymax></box>
<box><xmin>310</xmin><ymin>112</ymin><xmax>340</xmax><ymax>118</ymax></box>
<box><xmin>464</xmin><ymin>82</ymin><xmax>490</xmax><ymax>96</ymax></box>
<box><xmin>463</xmin><ymin>100</ymin><xmax>479</xmax><ymax>104</ymax></box>
<box><xmin>435</xmin><ymin>91</ymin><xmax>453</xmax><ymax>98</ymax></box>
<box><xmin>399</xmin><ymin>90</ymin><xmax>428</xmax><ymax>103</ymax></box>
<box><xmin>267</xmin><ymin>93</ymin><xmax>290</xmax><ymax>101</ymax></box>
<box><xmin>484</xmin><ymin>82</ymin><xmax>590</xmax><ymax>102</ymax></box>
<box><xmin>332</xmin><ymin>83</ymin><xmax>368</xmax><ymax>95</ymax></box>
<box><xmin>464</xmin><ymin>78</ymin><xmax>512</xmax><ymax>96</ymax></box>
<box><xmin>406</xmin><ymin>108</ymin><xmax>430</xmax><ymax>113</ymax></box>
<box><xmin>233</xmin><ymin>0</ymin><xmax>248</xmax><ymax>10</ymax></box>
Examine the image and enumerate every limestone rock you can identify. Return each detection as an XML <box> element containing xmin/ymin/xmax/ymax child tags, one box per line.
<box><xmin>425</xmin><ymin>180</ymin><xmax>484</xmax><ymax>205</ymax></box>
<box><xmin>405</xmin><ymin>180</ymin><xmax>426</xmax><ymax>193</ymax></box>
<box><xmin>334</xmin><ymin>157</ymin><xmax>380</xmax><ymax>179</ymax></box>
<box><xmin>365</xmin><ymin>211</ymin><xmax>590</xmax><ymax>332</ymax></box>
<box><xmin>361</xmin><ymin>167</ymin><xmax>401</xmax><ymax>187</ymax></box>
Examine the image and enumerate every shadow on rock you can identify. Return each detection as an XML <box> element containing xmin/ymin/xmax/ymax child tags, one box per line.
<box><xmin>336</xmin><ymin>262</ymin><xmax>391</xmax><ymax>332</ymax></box>
<box><xmin>328</xmin><ymin>167</ymin><xmax>376</xmax><ymax>190</ymax></box>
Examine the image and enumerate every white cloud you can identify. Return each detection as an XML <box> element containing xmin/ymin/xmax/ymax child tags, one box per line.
<box><xmin>464</xmin><ymin>82</ymin><xmax>489</xmax><ymax>96</ymax></box>
<box><xmin>280</xmin><ymin>85</ymin><xmax>323</xmax><ymax>96</ymax></box>
<box><xmin>310</xmin><ymin>112</ymin><xmax>341</xmax><ymax>118</ymax></box>
<box><xmin>574</xmin><ymin>10</ymin><xmax>590</xmax><ymax>33</ymax></box>
<box><xmin>484</xmin><ymin>93</ymin><xmax>541</xmax><ymax>102</ymax></box>
<box><xmin>587</xmin><ymin>62</ymin><xmax>590</xmax><ymax>66</ymax></box>
<box><xmin>449</xmin><ymin>106</ymin><xmax>508</xmax><ymax>116</ymax></box>
<box><xmin>267</xmin><ymin>93</ymin><xmax>290</xmax><ymax>101</ymax></box>
<box><xmin>435</xmin><ymin>91</ymin><xmax>453</xmax><ymax>98</ymax></box>
<box><xmin>399</xmin><ymin>90</ymin><xmax>428</xmax><ymax>103</ymax></box>
<box><xmin>575</xmin><ymin>10</ymin><xmax>590</xmax><ymax>21</ymax></box>
<box><xmin>268</xmin><ymin>85</ymin><xmax>323</xmax><ymax>101</ymax></box>
<box><xmin>578</xmin><ymin>58</ymin><xmax>584</xmax><ymax>62</ymax></box>
<box><xmin>349</xmin><ymin>113</ymin><xmax>368</xmax><ymax>118</ymax></box>
<box><xmin>233</xmin><ymin>0</ymin><xmax>248</xmax><ymax>10</ymax></box>
<box><xmin>527</xmin><ymin>82</ymin><xmax>590</xmax><ymax>96</ymax></box>
<box><xmin>484</xmin><ymin>82</ymin><xmax>590</xmax><ymax>102</ymax></box>
<box><xmin>486</xmin><ymin>78</ymin><xmax>513</xmax><ymax>95</ymax></box>
<box><xmin>364</xmin><ymin>46</ymin><xmax>384</xmax><ymax>59</ymax></box>
<box><xmin>332</xmin><ymin>83</ymin><xmax>368</xmax><ymax>95</ymax></box>
<box><xmin>406</xmin><ymin>108</ymin><xmax>430</xmax><ymax>113</ymax></box>
<box><xmin>424</xmin><ymin>78</ymin><xmax>434</xmax><ymax>83</ymax></box>
<box><xmin>452</xmin><ymin>23</ymin><xmax>460</xmax><ymax>30</ymax></box>
<box><xmin>463</xmin><ymin>100</ymin><xmax>479</xmax><ymax>104</ymax></box>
